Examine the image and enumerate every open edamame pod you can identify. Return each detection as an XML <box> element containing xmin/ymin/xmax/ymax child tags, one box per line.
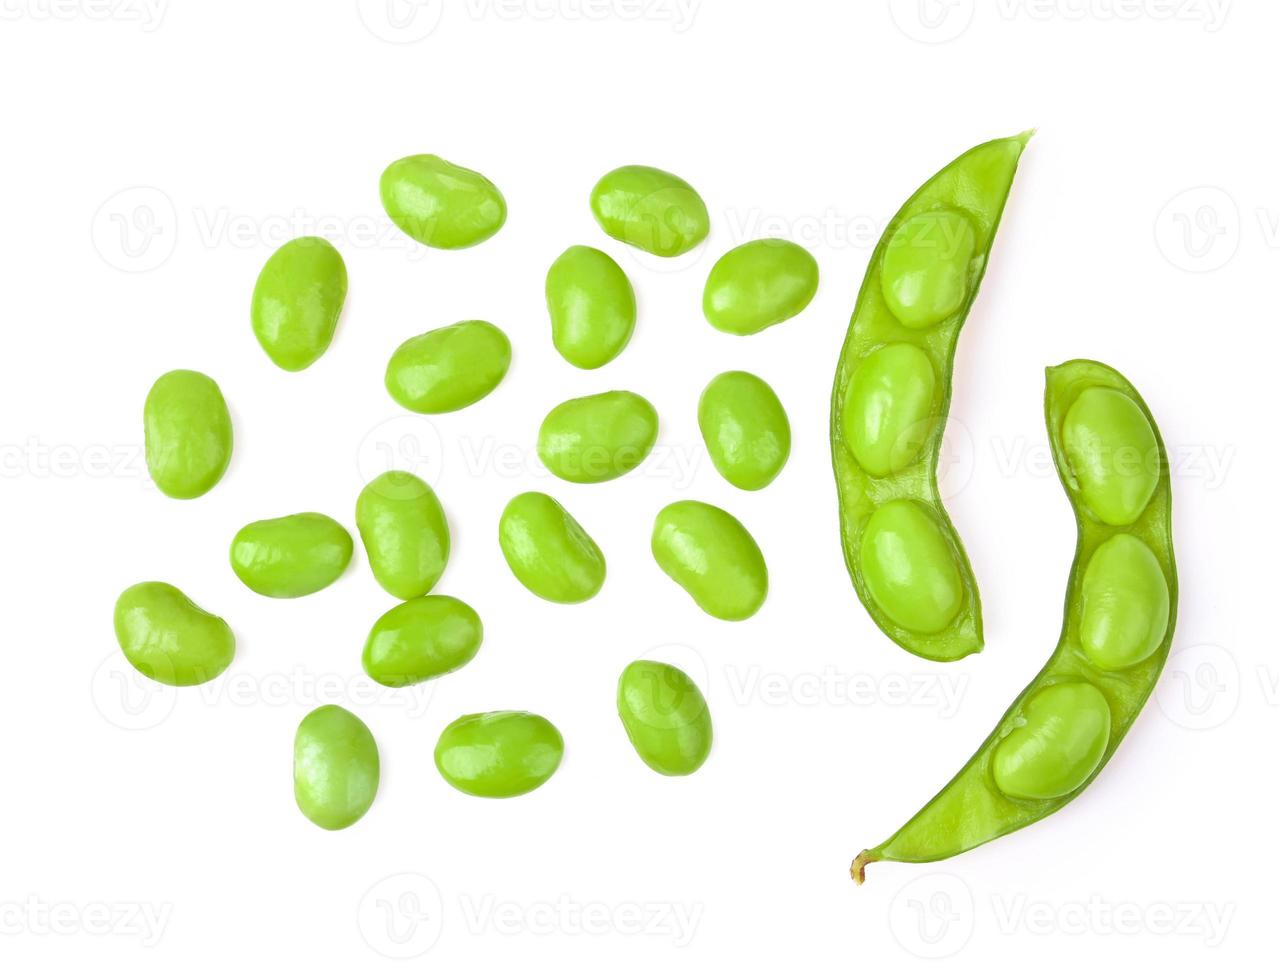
<box><xmin>852</xmin><ymin>359</ymin><xmax>1176</xmax><ymax>883</ymax></box>
<box><xmin>830</xmin><ymin>132</ymin><xmax>1031</xmax><ymax>661</ymax></box>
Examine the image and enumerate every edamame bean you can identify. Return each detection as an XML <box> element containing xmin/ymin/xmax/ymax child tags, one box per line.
<box><xmin>144</xmin><ymin>369</ymin><xmax>233</xmax><ymax>499</ymax></box>
<box><xmin>991</xmin><ymin>683</ymin><xmax>1111</xmax><ymax>801</ymax></box>
<box><xmin>385</xmin><ymin>320</ymin><xmax>511</xmax><ymax>414</ymax></box>
<box><xmin>1061</xmin><ymin>386</ymin><xmax>1159</xmax><ymax>526</ymax></box>
<box><xmin>434</xmin><ymin>711</ymin><xmax>564</xmax><ymax>798</ymax></box>
<box><xmin>546</xmin><ymin>245</ymin><xmax>636</xmax><ymax>369</ymax></box>
<box><xmin>230</xmin><ymin>512</ymin><xmax>353</xmax><ymax>598</ymax></box>
<box><xmin>859</xmin><ymin>499</ymin><xmax>965</xmax><ymax>635</ymax></box>
<box><xmin>616</xmin><ymin>660</ymin><xmax>712</xmax><ymax>776</ymax></box>
<box><xmin>840</xmin><ymin>343</ymin><xmax>936</xmax><ymax>478</ymax></box>
<box><xmin>702</xmin><ymin>238</ymin><xmax>818</xmax><ymax>335</ymax></box>
<box><xmin>362</xmin><ymin>595</ymin><xmax>482</xmax><ymax>687</ymax></box>
<box><xmin>590</xmin><ymin>165</ymin><xmax>709</xmax><ymax>257</ymax></box>
<box><xmin>537</xmin><ymin>390</ymin><xmax>658</xmax><ymax>483</ymax></box>
<box><xmin>852</xmin><ymin>360</ymin><xmax>1177</xmax><ymax>883</ymax></box>
<box><xmin>651</xmin><ymin>500</ymin><xmax>767</xmax><ymax>621</ymax></box>
<box><xmin>380</xmin><ymin>154</ymin><xmax>506</xmax><ymax>249</ymax></box>
<box><xmin>356</xmin><ymin>471</ymin><xmax>450</xmax><ymax>599</ymax></box>
<box><xmin>250</xmin><ymin>236</ymin><xmax>347</xmax><ymax>371</ymax></box>
<box><xmin>113</xmin><ymin>581</ymin><xmax>235</xmax><ymax>686</ymax></box>
<box><xmin>293</xmin><ymin>705</ymin><xmax>379</xmax><ymax>830</ymax></box>
<box><xmin>1079</xmin><ymin>533</ymin><xmax>1170</xmax><ymax>671</ymax></box>
<box><xmin>831</xmin><ymin>133</ymin><xmax>1031</xmax><ymax>662</ymax></box>
<box><xmin>697</xmin><ymin>371</ymin><xmax>790</xmax><ymax>491</ymax></box>
<box><xmin>498</xmin><ymin>491</ymin><xmax>605</xmax><ymax>603</ymax></box>
<box><xmin>880</xmin><ymin>210</ymin><xmax>978</xmax><ymax>330</ymax></box>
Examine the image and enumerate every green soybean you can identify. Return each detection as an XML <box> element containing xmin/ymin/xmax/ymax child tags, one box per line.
<box><xmin>229</xmin><ymin>512</ymin><xmax>353</xmax><ymax>598</ymax></box>
<box><xmin>852</xmin><ymin>359</ymin><xmax>1177</xmax><ymax>883</ymax></box>
<box><xmin>144</xmin><ymin>369</ymin><xmax>233</xmax><ymax>500</ymax></box>
<box><xmin>831</xmin><ymin>132</ymin><xmax>1031</xmax><ymax>662</ymax></box>
<box><xmin>546</xmin><ymin>245</ymin><xmax>636</xmax><ymax>369</ymax></box>
<box><xmin>859</xmin><ymin>499</ymin><xmax>965</xmax><ymax>635</ymax></box>
<box><xmin>363</xmin><ymin>595</ymin><xmax>483</xmax><ymax>687</ymax></box>
<box><xmin>355</xmin><ymin>471</ymin><xmax>450</xmax><ymax>600</ymax></box>
<box><xmin>250</xmin><ymin>236</ymin><xmax>347</xmax><ymax>371</ymax></box>
<box><xmin>1061</xmin><ymin>386</ymin><xmax>1159</xmax><ymax>526</ymax></box>
<box><xmin>697</xmin><ymin>370</ymin><xmax>790</xmax><ymax>491</ymax></box>
<box><xmin>434</xmin><ymin>711</ymin><xmax>564</xmax><ymax>798</ymax></box>
<box><xmin>841</xmin><ymin>343</ymin><xmax>936</xmax><ymax>478</ymax></box>
<box><xmin>651</xmin><ymin>500</ymin><xmax>767</xmax><ymax>621</ymax></box>
<box><xmin>294</xmin><ymin>705</ymin><xmax>379</xmax><ymax>830</ymax></box>
<box><xmin>385</xmin><ymin>320</ymin><xmax>511</xmax><ymax>414</ymax></box>
<box><xmin>702</xmin><ymin>238</ymin><xmax>818</xmax><ymax>335</ymax></box>
<box><xmin>616</xmin><ymin>660</ymin><xmax>712</xmax><ymax>776</ymax></box>
<box><xmin>113</xmin><ymin>581</ymin><xmax>235</xmax><ymax>686</ymax></box>
<box><xmin>590</xmin><ymin>165</ymin><xmax>709</xmax><ymax>257</ymax></box>
<box><xmin>380</xmin><ymin>154</ymin><xmax>506</xmax><ymax>249</ymax></box>
<box><xmin>537</xmin><ymin>390</ymin><xmax>658</xmax><ymax>483</ymax></box>
<box><xmin>498</xmin><ymin>491</ymin><xmax>606</xmax><ymax>603</ymax></box>
<box><xmin>1078</xmin><ymin>533</ymin><xmax>1170</xmax><ymax>671</ymax></box>
<box><xmin>991</xmin><ymin>682</ymin><xmax>1111</xmax><ymax>801</ymax></box>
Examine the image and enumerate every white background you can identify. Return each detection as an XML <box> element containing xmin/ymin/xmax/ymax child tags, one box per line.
<box><xmin>0</xmin><ymin>0</ymin><xmax>1266</xmax><ymax>975</ymax></box>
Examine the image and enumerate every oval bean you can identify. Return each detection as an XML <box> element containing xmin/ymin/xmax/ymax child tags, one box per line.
<box><xmin>294</xmin><ymin>705</ymin><xmax>379</xmax><ymax>830</ymax></box>
<box><xmin>831</xmin><ymin>133</ymin><xmax>1031</xmax><ymax>662</ymax></box>
<box><xmin>880</xmin><ymin>210</ymin><xmax>978</xmax><ymax>330</ymax></box>
<box><xmin>616</xmin><ymin>660</ymin><xmax>712</xmax><ymax>776</ymax></box>
<box><xmin>537</xmin><ymin>390</ymin><xmax>658</xmax><ymax>483</ymax></box>
<box><xmin>355</xmin><ymin>471</ymin><xmax>450</xmax><ymax>599</ymax></box>
<box><xmin>230</xmin><ymin>512</ymin><xmax>353</xmax><ymax>598</ymax></box>
<box><xmin>250</xmin><ymin>236</ymin><xmax>347</xmax><ymax>371</ymax></box>
<box><xmin>702</xmin><ymin>238</ymin><xmax>818</xmax><ymax>335</ymax></box>
<box><xmin>697</xmin><ymin>371</ymin><xmax>790</xmax><ymax>491</ymax></box>
<box><xmin>363</xmin><ymin>595</ymin><xmax>482</xmax><ymax>687</ymax></box>
<box><xmin>380</xmin><ymin>154</ymin><xmax>506</xmax><ymax>249</ymax></box>
<box><xmin>546</xmin><ymin>245</ymin><xmax>636</xmax><ymax>369</ymax></box>
<box><xmin>853</xmin><ymin>360</ymin><xmax>1177</xmax><ymax>883</ymax></box>
<box><xmin>590</xmin><ymin>165</ymin><xmax>709</xmax><ymax>257</ymax></box>
<box><xmin>113</xmin><ymin>581</ymin><xmax>235</xmax><ymax>686</ymax></box>
<box><xmin>1061</xmin><ymin>386</ymin><xmax>1159</xmax><ymax>526</ymax></box>
<box><xmin>144</xmin><ymin>369</ymin><xmax>233</xmax><ymax>499</ymax></box>
<box><xmin>1079</xmin><ymin>532</ymin><xmax>1170</xmax><ymax>671</ymax></box>
<box><xmin>859</xmin><ymin>499</ymin><xmax>965</xmax><ymax>635</ymax></box>
<box><xmin>498</xmin><ymin>491</ymin><xmax>605</xmax><ymax>603</ymax></box>
<box><xmin>385</xmin><ymin>320</ymin><xmax>511</xmax><ymax>414</ymax></box>
<box><xmin>991</xmin><ymin>682</ymin><xmax>1111</xmax><ymax>801</ymax></box>
<box><xmin>841</xmin><ymin>343</ymin><xmax>937</xmax><ymax>478</ymax></box>
<box><xmin>434</xmin><ymin>711</ymin><xmax>564</xmax><ymax>798</ymax></box>
<box><xmin>651</xmin><ymin>500</ymin><xmax>767</xmax><ymax>621</ymax></box>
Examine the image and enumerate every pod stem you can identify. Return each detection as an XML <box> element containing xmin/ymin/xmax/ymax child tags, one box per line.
<box><xmin>850</xmin><ymin>850</ymin><xmax>878</xmax><ymax>885</ymax></box>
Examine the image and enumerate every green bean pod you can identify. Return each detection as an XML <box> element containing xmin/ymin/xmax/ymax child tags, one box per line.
<box><xmin>852</xmin><ymin>359</ymin><xmax>1177</xmax><ymax>882</ymax></box>
<box><xmin>830</xmin><ymin>132</ymin><xmax>1031</xmax><ymax>661</ymax></box>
